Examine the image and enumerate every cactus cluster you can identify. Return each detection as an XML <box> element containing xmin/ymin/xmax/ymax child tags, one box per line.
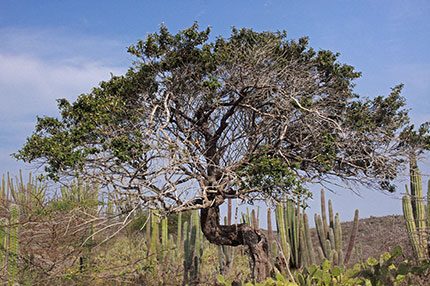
<box><xmin>0</xmin><ymin>204</ymin><xmax>20</xmax><ymax>285</ymax></box>
<box><xmin>183</xmin><ymin>210</ymin><xmax>204</xmax><ymax>286</ymax></box>
<box><xmin>315</xmin><ymin>190</ymin><xmax>359</xmax><ymax>266</ymax></box>
<box><xmin>0</xmin><ymin>169</ymin><xmax>366</xmax><ymax>284</ymax></box>
<box><xmin>274</xmin><ymin>189</ymin><xmax>359</xmax><ymax>270</ymax></box>
<box><xmin>402</xmin><ymin>157</ymin><xmax>430</xmax><ymax>261</ymax></box>
<box><xmin>275</xmin><ymin>200</ymin><xmax>312</xmax><ymax>269</ymax></box>
<box><xmin>2</xmin><ymin>171</ymin><xmax>46</xmax><ymax>214</ymax></box>
<box><xmin>240</xmin><ymin>207</ymin><xmax>260</xmax><ymax>229</ymax></box>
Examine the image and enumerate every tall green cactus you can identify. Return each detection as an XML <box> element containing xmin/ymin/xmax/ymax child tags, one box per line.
<box><xmin>162</xmin><ymin>217</ymin><xmax>168</xmax><ymax>249</ymax></box>
<box><xmin>403</xmin><ymin>196</ymin><xmax>424</xmax><ymax>260</ymax></box>
<box><xmin>315</xmin><ymin>189</ymin><xmax>358</xmax><ymax>266</ymax></box>
<box><xmin>303</xmin><ymin>213</ymin><xmax>315</xmax><ymax>265</ymax></box>
<box><xmin>267</xmin><ymin>208</ymin><xmax>274</xmax><ymax>263</ymax></box>
<box><xmin>275</xmin><ymin>190</ymin><xmax>359</xmax><ymax>269</ymax></box>
<box><xmin>344</xmin><ymin>209</ymin><xmax>359</xmax><ymax>264</ymax></box>
<box><xmin>2</xmin><ymin>171</ymin><xmax>46</xmax><ymax>214</ymax></box>
<box><xmin>0</xmin><ymin>218</ymin><xmax>8</xmax><ymax>280</ymax></box>
<box><xmin>402</xmin><ymin>157</ymin><xmax>429</xmax><ymax>261</ymax></box>
<box><xmin>183</xmin><ymin>210</ymin><xmax>203</xmax><ymax>286</ymax></box>
<box><xmin>8</xmin><ymin>204</ymin><xmax>19</xmax><ymax>285</ymax></box>
<box><xmin>150</xmin><ymin>210</ymin><xmax>160</xmax><ymax>258</ymax></box>
<box><xmin>275</xmin><ymin>200</ymin><xmax>309</xmax><ymax>269</ymax></box>
<box><xmin>177</xmin><ymin>212</ymin><xmax>183</xmax><ymax>252</ymax></box>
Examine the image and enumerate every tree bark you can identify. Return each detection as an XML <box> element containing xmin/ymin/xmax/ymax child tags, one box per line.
<box><xmin>200</xmin><ymin>197</ymin><xmax>272</xmax><ymax>282</ymax></box>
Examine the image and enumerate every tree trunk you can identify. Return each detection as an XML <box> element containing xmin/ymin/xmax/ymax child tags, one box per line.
<box><xmin>200</xmin><ymin>197</ymin><xmax>272</xmax><ymax>282</ymax></box>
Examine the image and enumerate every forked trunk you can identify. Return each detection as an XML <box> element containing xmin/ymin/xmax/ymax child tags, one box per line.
<box><xmin>200</xmin><ymin>199</ymin><xmax>272</xmax><ymax>282</ymax></box>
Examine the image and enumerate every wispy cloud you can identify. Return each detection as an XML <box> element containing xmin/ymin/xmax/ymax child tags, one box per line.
<box><xmin>0</xmin><ymin>27</ymin><xmax>131</xmax><ymax>65</ymax></box>
<box><xmin>0</xmin><ymin>28</ymin><xmax>128</xmax><ymax>175</ymax></box>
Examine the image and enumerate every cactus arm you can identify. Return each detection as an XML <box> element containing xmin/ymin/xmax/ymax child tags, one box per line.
<box><xmin>1</xmin><ymin>174</ymin><xmax>5</xmax><ymax>200</ymax></box>
<box><xmin>150</xmin><ymin>210</ymin><xmax>159</xmax><ymax>257</ymax></box>
<box><xmin>315</xmin><ymin>214</ymin><xmax>327</xmax><ymax>258</ymax></box>
<box><xmin>276</xmin><ymin>204</ymin><xmax>290</xmax><ymax>265</ymax></box>
<box><xmin>320</xmin><ymin>189</ymin><xmax>329</xmax><ymax>240</ymax></box>
<box><xmin>288</xmin><ymin>201</ymin><xmax>299</xmax><ymax>267</ymax></box>
<box><xmin>267</xmin><ymin>208</ymin><xmax>274</xmax><ymax>262</ymax></box>
<box><xmin>326</xmin><ymin>239</ymin><xmax>332</xmax><ymax>262</ymax></box>
<box><xmin>0</xmin><ymin>218</ymin><xmax>7</xmax><ymax>277</ymax></box>
<box><xmin>183</xmin><ymin>221</ymin><xmax>190</xmax><ymax>285</ymax></box>
<box><xmin>328</xmin><ymin>228</ymin><xmax>335</xmax><ymax>255</ymax></box>
<box><xmin>317</xmin><ymin>246</ymin><xmax>325</xmax><ymax>262</ymax></box>
<box><xmin>8</xmin><ymin>204</ymin><xmax>19</xmax><ymax>285</ymax></box>
<box><xmin>299</xmin><ymin>224</ymin><xmax>307</xmax><ymax>267</ymax></box>
<box><xmin>177</xmin><ymin>212</ymin><xmax>182</xmax><ymax>252</ymax></box>
<box><xmin>410</xmin><ymin>159</ymin><xmax>427</xmax><ymax>253</ymax></box>
<box><xmin>162</xmin><ymin>217</ymin><xmax>168</xmax><ymax>249</ymax></box>
<box><xmin>334</xmin><ymin>213</ymin><xmax>342</xmax><ymax>264</ymax></box>
<box><xmin>427</xmin><ymin>180</ymin><xmax>430</xmax><ymax>235</ymax></box>
<box><xmin>344</xmin><ymin>209</ymin><xmax>359</xmax><ymax>264</ymax></box>
<box><xmin>403</xmin><ymin>196</ymin><xmax>425</xmax><ymax>260</ymax></box>
<box><xmin>217</xmin><ymin>245</ymin><xmax>225</xmax><ymax>273</ymax></box>
<box><xmin>328</xmin><ymin>199</ymin><xmax>334</xmax><ymax>229</ymax></box>
<box><xmin>303</xmin><ymin>213</ymin><xmax>315</xmax><ymax>265</ymax></box>
<box><xmin>251</xmin><ymin>209</ymin><xmax>258</xmax><ymax>230</ymax></box>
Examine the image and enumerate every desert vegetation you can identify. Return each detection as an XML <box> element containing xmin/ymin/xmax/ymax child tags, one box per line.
<box><xmin>0</xmin><ymin>168</ymin><xmax>430</xmax><ymax>285</ymax></box>
<box><xmin>4</xmin><ymin>24</ymin><xmax>430</xmax><ymax>285</ymax></box>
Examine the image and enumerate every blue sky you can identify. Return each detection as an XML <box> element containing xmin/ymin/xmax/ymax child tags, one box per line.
<box><xmin>1</xmin><ymin>0</ymin><xmax>430</xmax><ymax>223</ymax></box>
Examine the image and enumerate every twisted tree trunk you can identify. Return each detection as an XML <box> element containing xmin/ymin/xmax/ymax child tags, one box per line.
<box><xmin>199</xmin><ymin>197</ymin><xmax>272</xmax><ymax>282</ymax></box>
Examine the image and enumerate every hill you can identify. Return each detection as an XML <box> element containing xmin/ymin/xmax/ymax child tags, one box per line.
<box><xmin>336</xmin><ymin>215</ymin><xmax>413</xmax><ymax>265</ymax></box>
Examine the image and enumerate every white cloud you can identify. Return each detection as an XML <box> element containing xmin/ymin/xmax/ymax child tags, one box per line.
<box><xmin>0</xmin><ymin>28</ymin><xmax>129</xmax><ymax>176</ymax></box>
<box><xmin>0</xmin><ymin>53</ymin><xmax>124</xmax><ymax>117</ymax></box>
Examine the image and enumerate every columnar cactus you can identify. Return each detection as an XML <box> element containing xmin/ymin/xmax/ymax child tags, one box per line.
<box><xmin>267</xmin><ymin>208</ymin><xmax>274</xmax><ymax>263</ymax></box>
<box><xmin>150</xmin><ymin>210</ymin><xmax>159</xmax><ymax>258</ymax></box>
<box><xmin>275</xmin><ymin>190</ymin><xmax>359</xmax><ymax>269</ymax></box>
<box><xmin>315</xmin><ymin>189</ymin><xmax>358</xmax><ymax>266</ymax></box>
<box><xmin>303</xmin><ymin>213</ymin><xmax>315</xmax><ymax>265</ymax></box>
<box><xmin>402</xmin><ymin>157</ymin><xmax>429</xmax><ymax>261</ymax></box>
<box><xmin>177</xmin><ymin>212</ymin><xmax>183</xmax><ymax>252</ymax></box>
<box><xmin>344</xmin><ymin>209</ymin><xmax>359</xmax><ymax>264</ymax></box>
<box><xmin>183</xmin><ymin>210</ymin><xmax>203</xmax><ymax>286</ymax></box>
<box><xmin>162</xmin><ymin>217</ymin><xmax>168</xmax><ymax>249</ymax></box>
<box><xmin>0</xmin><ymin>218</ymin><xmax>8</xmax><ymax>279</ymax></box>
<box><xmin>8</xmin><ymin>204</ymin><xmax>19</xmax><ymax>285</ymax></box>
<box><xmin>275</xmin><ymin>200</ymin><xmax>308</xmax><ymax>269</ymax></box>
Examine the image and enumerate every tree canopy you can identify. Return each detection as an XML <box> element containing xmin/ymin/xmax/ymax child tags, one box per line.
<box><xmin>16</xmin><ymin>24</ymin><xmax>428</xmax><ymax>207</ymax></box>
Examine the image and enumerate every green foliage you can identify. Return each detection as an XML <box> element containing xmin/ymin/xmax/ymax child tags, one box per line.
<box><xmin>219</xmin><ymin>246</ymin><xmax>430</xmax><ymax>286</ymax></box>
<box><xmin>354</xmin><ymin>245</ymin><xmax>430</xmax><ymax>286</ymax></box>
<box><xmin>236</xmin><ymin>148</ymin><xmax>311</xmax><ymax>202</ymax></box>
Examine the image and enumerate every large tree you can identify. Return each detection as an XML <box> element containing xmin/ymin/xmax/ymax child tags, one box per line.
<box><xmin>15</xmin><ymin>24</ymin><xmax>429</xmax><ymax>280</ymax></box>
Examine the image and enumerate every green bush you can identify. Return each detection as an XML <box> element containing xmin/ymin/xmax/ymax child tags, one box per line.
<box><xmin>218</xmin><ymin>246</ymin><xmax>430</xmax><ymax>286</ymax></box>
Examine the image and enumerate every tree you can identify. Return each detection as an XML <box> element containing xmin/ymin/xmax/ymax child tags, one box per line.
<box><xmin>15</xmin><ymin>24</ymin><xmax>429</xmax><ymax>281</ymax></box>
